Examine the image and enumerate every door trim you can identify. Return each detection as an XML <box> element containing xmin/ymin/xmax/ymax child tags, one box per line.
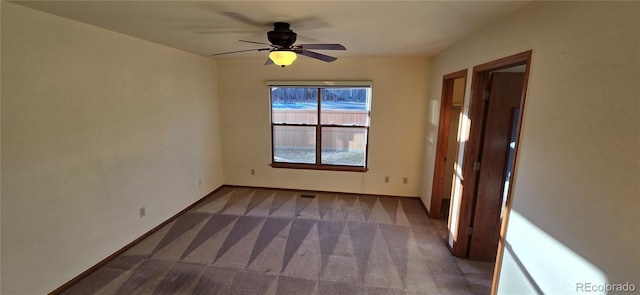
<box><xmin>429</xmin><ymin>69</ymin><xmax>467</xmax><ymax>219</ymax></box>
<box><xmin>451</xmin><ymin>50</ymin><xmax>532</xmax><ymax>262</ymax></box>
<box><xmin>489</xmin><ymin>51</ymin><xmax>533</xmax><ymax>295</ymax></box>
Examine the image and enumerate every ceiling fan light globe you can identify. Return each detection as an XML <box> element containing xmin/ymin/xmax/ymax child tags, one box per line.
<box><xmin>269</xmin><ymin>51</ymin><xmax>297</xmax><ymax>66</ymax></box>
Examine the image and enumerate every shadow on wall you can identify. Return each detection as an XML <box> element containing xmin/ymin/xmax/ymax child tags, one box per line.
<box><xmin>497</xmin><ymin>211</ymin><xmax>610</xmax><ymax>294</ymax></box>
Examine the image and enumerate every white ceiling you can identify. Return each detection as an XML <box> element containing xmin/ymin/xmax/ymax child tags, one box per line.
<box><xmin>12</xmin><ymin>1</ymin><xmax>531</xmax><ymax>60</ymax></box>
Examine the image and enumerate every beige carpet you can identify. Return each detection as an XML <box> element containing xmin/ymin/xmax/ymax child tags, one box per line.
<box><xmin>60</xmin><ymin>186</ymin><xmax>490</xmax><ymax>295</ymax></box>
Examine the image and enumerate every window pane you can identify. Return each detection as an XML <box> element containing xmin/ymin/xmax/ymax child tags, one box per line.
<box><xmin>273</xmin><ymin>125</ymin><xmax>316</xmax><ymax>164</ymax></box>
<box><xmin>321</xmin><ymin>88</ymin><xmax>369</xmax><ymax>126</ymax></box>
<box><xmin>321</xmin><ymin>127</ymin><xmax>367</xmax><ymax>166</ymax></box>
<box><xmin>271</xmin><ymin>87</ymin><xmax>318</xmax><ymax>124</ymax></box>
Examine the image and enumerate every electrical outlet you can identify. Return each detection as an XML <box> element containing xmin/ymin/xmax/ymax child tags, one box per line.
<box><xmin>139</xmin><ymin>207</ymin><xmax>146</xmax><ymax>218</ymax></box>
<box><xmin>198</xmin><ymin>178</ymin><xmax>202</xmax><ymax>187</ymax></box>
<box><xmin>251</xmin><ymin>169</ymin><xmax>255</xmax><ymax>175</ymax></box>
<box><xmin>384</xmin><ymin>176</ymin><xmax>389</xmax><ymax>183</ymax></box>
<box><xmin>403</xmin><ymin>177</ymin><xmax>408</xmax><ymax>184</ymax></box>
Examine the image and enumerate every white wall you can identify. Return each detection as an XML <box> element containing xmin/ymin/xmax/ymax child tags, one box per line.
<box><xmin>422</xmin><ymin>1</ymin><xmax>639</xmax><ymax>293</ymax></box>
<box><xmin>218</xmin><ymin>57</ymin><xmax>430</xmax><ymax>197</ymax></box>
<box><xmin>1</xmin><ymin>3</ymin><xmax>224</xmax><ymax>294</ymax></box>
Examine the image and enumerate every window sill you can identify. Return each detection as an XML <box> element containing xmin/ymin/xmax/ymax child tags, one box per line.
<box><xmin>271</xmin><ymin>162</ymin><xmax>368</xmax><ymax>173</ymax></box>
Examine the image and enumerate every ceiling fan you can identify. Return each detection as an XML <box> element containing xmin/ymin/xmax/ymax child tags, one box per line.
<box><xmin>211</xmin><ymin>22</ymin><xmax>346</xmax><ymax>67</ymax></box>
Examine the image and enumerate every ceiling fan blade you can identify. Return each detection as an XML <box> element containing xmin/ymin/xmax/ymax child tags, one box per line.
<box><xmin>299</xmin><ymin>44</ymin><xmax>346</xmax><ymax>50</ymax></box>
<box><xmin>299</xmin><ymin>50</ymin><xmax>338</xmax><ymax>62</ymax></box>
<box><xmin>211</xmin><ymin>48</ymin><xmax>270</xmax><ymax>56</ymax></box>
<box><xmin>288</xmin><ymin>17</ymin><xmax>331</xmax><ymax>31</ymax></box>
<box><xmin>264</xmin><ymin>57</ymin><xmax>274</xmax><ymax>65</ymax></box>
<box><xmin>195</xmin><ymin>29</ymin><xmax>258</xmax><ymax>35</ymax></box>
<box><xmin>220</xmin><ymin>12</ymin><xmax>269</xmax><ymax>28</ymax></box>
<box><xmin>221</xmin><ymin>12</ymin><xmax>329</xmax><ymax>31</ymax></box>
<box><xmin>239</xmin><ymin>40</ymin><xmax>272</xmax><ymax>46</ymax></box>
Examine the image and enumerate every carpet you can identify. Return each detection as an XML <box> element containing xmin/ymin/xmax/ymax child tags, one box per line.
<box><xmin>60</xmin><ymin>187</ymin><xmax>485</xmax><ymax>295</ymax></box>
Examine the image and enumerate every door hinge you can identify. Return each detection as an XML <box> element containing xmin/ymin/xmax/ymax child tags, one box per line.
<box><xmin>483</xmin><ymin>90</ymin><xmax>490</xmax><ymax>101</ymax></box>
<box><xmin>467</xmin><ymin>226</ymin><xmax>473</xmax><ymax>236</ymax></box>
<box><xmin>473</xmin><ymin>161</ymin><xmax>481</xmax><ymax>171</ymax></box>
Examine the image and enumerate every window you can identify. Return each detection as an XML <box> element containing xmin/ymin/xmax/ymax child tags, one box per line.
<box><xmin>270</xmin><ymin>83</ymin><xmax>371</xmax><ymax>172</ymax></box>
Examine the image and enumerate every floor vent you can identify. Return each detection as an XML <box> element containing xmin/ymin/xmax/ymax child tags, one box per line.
<box><xmin>300</xmin><ymin>193</ymin><xmax>316</xmax><ymax>198</ymax></box>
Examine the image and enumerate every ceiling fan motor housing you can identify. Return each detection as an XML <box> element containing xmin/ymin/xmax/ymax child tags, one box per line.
<box><xmin>268</xmin><ymin>22</ymin><xmax>297</xmax><ymax>47</ymax></box>
<box><xmin>211</xmin><ymin>21</ymin><xmax>343</xmax><ymax>65</ymax></box>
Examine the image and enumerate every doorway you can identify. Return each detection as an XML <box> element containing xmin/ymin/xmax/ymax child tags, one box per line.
<box><xmin>429</xmin><ymin>70</ymin><xmax>467</xmax><ymax>220</ymax></box>
<box><xmin>443</xmin><ymin>51</ymin><xmax>532</xmax><ymax>262</ymax></box>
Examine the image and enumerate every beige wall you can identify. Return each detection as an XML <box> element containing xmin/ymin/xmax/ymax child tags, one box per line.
<box><xmin>452</xmin><ymin>77</ymin><xmax>464</xmax><ymax>106</ymax></box>
<box><xmin>422</xmin><ymin>1</ymin><xmax>639</xmax><ymax>293</ymax></box>
<box><xmin>0</xmin><ymin>1</ymin><xmax>3</xmax><ymax>290</ymax></box>
<box><xmin>1</xmin><ymin>3</ymin><xmax>224</xmax><ymax>294</ymax></box>
<box><xmin>4</xmin><ymin>1</ymin><xmax>637</xmax><ymax>294</ymax></box>
<box><xmin>218</xmin><ymin>57</ymin><xmax>430</xmax><ymax>197</ymax></box>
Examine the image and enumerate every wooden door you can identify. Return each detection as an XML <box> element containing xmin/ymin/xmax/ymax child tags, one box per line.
<box><xmin>468</xmin><ymin>72</ymin><xmax>524</xmax><ymax>261</ymax></box>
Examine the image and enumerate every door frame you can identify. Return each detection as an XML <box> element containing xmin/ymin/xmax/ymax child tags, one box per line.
<box><xmin>450</xmin><ymin>50</ymin><xmax>532</xmax><ymax>261</ymax></box>
<box><xmin>429</xmin><ymin>69</ymin><xmax>467</xmax><ymax>219</ymax></box>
